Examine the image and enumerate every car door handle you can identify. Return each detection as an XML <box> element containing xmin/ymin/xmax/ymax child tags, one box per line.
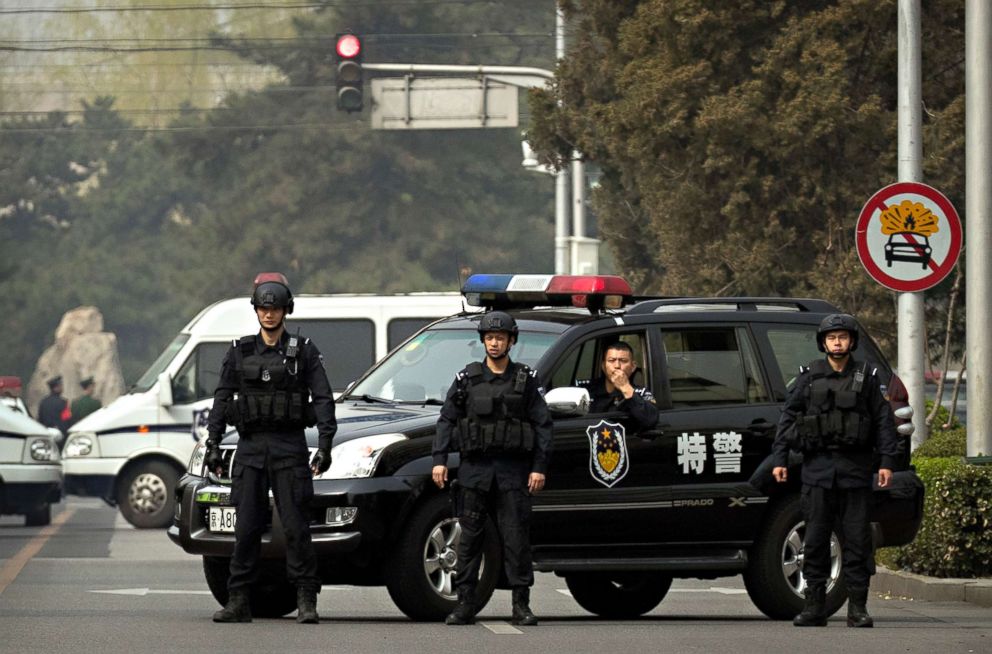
<box><xmin>749</xmin><ymin>420</ymin><xmax>776</xmax><ymax>434</ymax></box>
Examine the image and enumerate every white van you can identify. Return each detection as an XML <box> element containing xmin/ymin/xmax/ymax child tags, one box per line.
<box><xmin>0</xmin><ymin>403</ymin><xmax>62</xmax><ymax>526</ymax></box>
<box><xmin>61</xmin><ymin>293</ymin><xmax>466</xmax><ymax>528</ymax></box>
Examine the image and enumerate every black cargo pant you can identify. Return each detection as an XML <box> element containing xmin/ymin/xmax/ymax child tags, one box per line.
<box><xmin>801</xmin><ymin>485</ymin><xmax>873</xmax><ymax>591</ymax></box>
<box><xmin>228</xmin><ymin>457</ymin><xmax>320</xmax><ymax>593</ymax></box>
<box><xmin>454</xmin><ymin>480</ymin><xmax>534</xmax><ymax>592</ymax></box>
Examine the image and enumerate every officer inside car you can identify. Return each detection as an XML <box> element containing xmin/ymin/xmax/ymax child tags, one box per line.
<box><xmin>581</xmin><ymin>341</ymin><xmax>659</xmax><ymax>431</ymax></box>
<box><xmin>431</xmin><ymin>310</ymin><xmax>553</xmax><ymax>626</ymax></box>
<box><xmin>205</xmin><ymin>272</ymin><xmax>337</xmax><ymax>625</ymax></box>
<box><xmin>771</xmin><ymin>313</ymin><xmax>899</xmax><ymax>628</ymax></box>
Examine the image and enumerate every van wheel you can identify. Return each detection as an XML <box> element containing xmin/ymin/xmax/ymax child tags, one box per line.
<box><xmin>202</xmin><ymin>556</ymin><xmax>298</xmax><ymax>618</ymax></box>
<box><xmin>385</xmin><ymin>494</ymin><xmax>501</xmax><ymax>621</ymax></box>
<box><xmin>24</xmin><ymin>503</ymin><xmax>51</xmax><ymax>527</ymax></box>
<box><xmin>564</xmin><ymin>572</ymin><xmax>672</xmax><ymax>618</ymax></box>
<box><xmin>117</xmin><ymin>461</ymin><xmax>178</xmax><ymax>529</ymax></box>
<box><xmin>743</xmin><ymin>494</ymin><xmax>847</xmax><ymax>619</ymax></box>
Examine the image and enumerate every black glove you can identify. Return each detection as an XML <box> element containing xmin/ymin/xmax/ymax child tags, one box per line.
<box><xmin>204</xmin><ymin>441</ymin><xmax>224</xmax><ymax>476</ymax></box>
<box><xmin>311</xmin><ymin>448</ymin><xmax>331</xmax><ymax>475</ymax></box>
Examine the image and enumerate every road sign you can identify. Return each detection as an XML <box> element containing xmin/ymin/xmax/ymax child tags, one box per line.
<box><xmin>856</xmin><ymin>181</ymin><xmax>962</xmax><ymax>292</ymax></box>
<box><xmin>370</xmin><ymin>76</ymin><xmax>518</xmax><ymax>130</ymax></box>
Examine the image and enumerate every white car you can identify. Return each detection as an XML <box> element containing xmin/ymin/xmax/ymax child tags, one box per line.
<box><xmin>0</xmin><ymin>403</ymin><xmax>62</xmax><ymax>526</ymax></box>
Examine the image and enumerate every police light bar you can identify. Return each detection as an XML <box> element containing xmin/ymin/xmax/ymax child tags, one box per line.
<box><xmin>461</xmin><ymin>274</ymin><xmax>632</xmax><ymax>311</ymax></box>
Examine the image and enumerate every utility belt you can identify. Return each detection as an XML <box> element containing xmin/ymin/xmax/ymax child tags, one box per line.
<box><xmin>226</xmin><ymin>389</ymin><xmax>316</xmax><ymax>432</ymax></box>
<box><xmin>455</xmin><ymin>417</ymin><xmax>534</xmax><ymax>454</ymax></box>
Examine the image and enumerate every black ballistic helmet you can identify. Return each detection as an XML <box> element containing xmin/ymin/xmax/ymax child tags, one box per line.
<box><xmin>477</xmin><ymin>311</ymin><xmax>518</xmax><ymax>342</ymax></box>
<box><xmin>816</xmin><ymin>313</ymin><xmax>859</xmax><ymax>352</ymax></box>
<box><xmin>251</xmin><ymin>272</ymin><xmax>294</xmax><ymax>314</ymax></box>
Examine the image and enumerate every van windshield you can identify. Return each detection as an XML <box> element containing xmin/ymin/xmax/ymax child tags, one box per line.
<box><xmin>132</xmin><ymin>334</ymin><xmax>190</xmax><ymax>393</ymax></box>
<box><xmin>346</xmin><ymin>328</ymin><xmax>558</xmax><ymax>403</ymax></box>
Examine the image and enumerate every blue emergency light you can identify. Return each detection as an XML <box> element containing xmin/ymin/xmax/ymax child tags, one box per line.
<box><xmin>461</xmin><ymin>274</ymin><xmax>633</xmax><ymax>311</ymax></box>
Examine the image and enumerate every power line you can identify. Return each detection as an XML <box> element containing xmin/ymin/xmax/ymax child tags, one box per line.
<box><xmin>0</xmin><ymin>32</ymin><xmax>552</xmax><ymax>45</ymax></box>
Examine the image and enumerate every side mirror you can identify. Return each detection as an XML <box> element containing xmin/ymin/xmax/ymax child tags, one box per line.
<box><xmin>894</xmin><ymin>406</ymin><xmax>914</xmax><ymax>421</ymax></box>
<box><xmin>157</xmin><ymin>372</ymin><xmax>174</xmax><ymax>407</ymax></box>
<box><xmin>544</xmin><ymin>387</ymin><xmax>590</xmax><ymax>417</ymax></box>
<box><xmin>897</xmin><ymin>422</ymin><xmax>915</xmax><ymax>436</ymax></box>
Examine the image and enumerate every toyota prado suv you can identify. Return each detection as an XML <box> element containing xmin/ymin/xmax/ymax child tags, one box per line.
<box><xmin>169</xmin><ymin>274</ymin><xmax>924</xmax><ymax>622</ymax></box>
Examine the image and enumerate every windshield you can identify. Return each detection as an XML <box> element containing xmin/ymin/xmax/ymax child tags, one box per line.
<box><xmin>347</xmin><ymin>328</ymin><xmax>559</xmax><ymax>403</ymax></box>
<box><xmin>132</xmin><ymin>333</ymin><xmax>191</xmax><ymax>393</ymax></box>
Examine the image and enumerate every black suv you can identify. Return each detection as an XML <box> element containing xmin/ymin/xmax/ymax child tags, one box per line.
<box><xmin>168</xmin><ymin>274</ymin><xmax>924</xmax><ymax>622</ymax></box>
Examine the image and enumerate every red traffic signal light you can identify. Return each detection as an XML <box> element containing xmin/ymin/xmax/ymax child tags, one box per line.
<box><xmin>335</xmin><ymin>33</ymin><xmax>363</xmax><ymax>112</ymax></box>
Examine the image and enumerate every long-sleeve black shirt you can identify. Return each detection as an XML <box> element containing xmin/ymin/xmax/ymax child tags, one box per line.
<box><xmin>207</xmin><ymin>331</ymin><xmax>337</xmax><ymax>466</ymax></box>
<box><xmin>580</xmin><ymin>377</ymin><xmax>660</xmax><ymax>432</ymax></box>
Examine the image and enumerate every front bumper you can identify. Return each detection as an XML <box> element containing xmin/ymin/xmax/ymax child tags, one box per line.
<box><xmin>0</xmin><ymin>464</ymin><xmax>62</xmax><ymax>513</ymax></box>
<box><xmin>167</xmin><ymin>472</ymin><xmax>426</xmax><ymax>573</ymax></box>
<box><xmin>63</xmin><ymin>457</ymin><xmax>125</xmax><ymax>499</ymax></box>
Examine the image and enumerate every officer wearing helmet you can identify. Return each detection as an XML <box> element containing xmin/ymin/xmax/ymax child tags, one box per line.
<box><xmin>431</xmin><ymin>310</ymin><xmax>553</xmax><ymax>626</ymax></box>
<box><xmin>205</xmin><ymin>273</ymin><xmax>337</xmax><ymax>625</ymax></box>
<box><xmin>771</xmin><ymin>313</ymin><xmax>899</xmax><ymax>628</ymax></box>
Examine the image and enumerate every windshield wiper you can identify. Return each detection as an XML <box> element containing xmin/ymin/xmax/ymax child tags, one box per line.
<box><xmin>343</xmin><ymin>393</ymin><xmax>393</xmax><ymax>404</ymax></box>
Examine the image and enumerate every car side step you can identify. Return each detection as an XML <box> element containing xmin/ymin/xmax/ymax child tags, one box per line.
<box><xmin>533</xmin><ymin>550</ymin><xmax>748</xmax><ymax>573</ymax></box>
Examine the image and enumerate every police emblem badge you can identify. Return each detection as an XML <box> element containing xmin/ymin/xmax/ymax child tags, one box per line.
<box><xmin>261</xmin><ymin>369</ymin><xmax>271</xmax><ymax>382</ymax></box>
<box><xmin>586</xmin><ymin>419</ymin><xmax>630</xmax><ymax>487</ymax></box>
<box><xmin>191</xmin><ymin>408</ymin><xmax>211</xmax><ymax>443</ymax></box>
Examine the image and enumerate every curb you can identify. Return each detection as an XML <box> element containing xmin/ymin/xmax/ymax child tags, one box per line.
<box><xmin>874</xmin><ymin>566</ymin><xmax>992</xmax><ymax>607</ymax></box>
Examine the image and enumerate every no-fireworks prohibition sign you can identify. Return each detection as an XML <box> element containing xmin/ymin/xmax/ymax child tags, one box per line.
<box><xmin>856</xmin><ymin>181</ymin><xmax>962</xmax><ymax>292</ymax></box>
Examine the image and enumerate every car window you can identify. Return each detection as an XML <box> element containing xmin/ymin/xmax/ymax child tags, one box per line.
<box><xmin>387</xmin><ymin>318</ymin><xmax>441</xmax><ymax>351</ymax></box>
<box><xmin>287</xmin><ymin>318</ymin><xmax>374</xmax><ymax>390</ymax></box>
<box><xmin>660</xmin><ymin>326</ymin><xmax>767</xmax><ymax>406</ymax></box>
<box><xmin>763</xmin><ymin>326</ymin><xmax>820</xmax><ymax>390</ymax></box>
<box><xmin>174</xmin><ymin>341</ymin><xmax>230</xmax><ymax>403</ymax></box>
<box><xmin>550</xmin><ymin>332</ymin><xmax>649</xmax><ymax>391</ymax></box>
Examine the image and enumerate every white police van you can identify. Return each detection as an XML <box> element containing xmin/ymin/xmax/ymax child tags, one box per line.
<box><xmin>62</xmin><ymin>292</ymin><xmax>465</xmax><ymax>528</ymax></box>
<box><xmin>0</xmin><ymin>403</ymin><xmax>62</xmax><ymax>526</ymax></box>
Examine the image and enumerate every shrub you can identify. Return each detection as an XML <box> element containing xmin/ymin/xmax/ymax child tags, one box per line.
<box><xmin>913</xmin><ymin>427</ymin><xmax>966</xmax><ymax>458</ymax></box>
<box><xmin>879</xmin><ymin>457</ymin><xmax>992</xmax><ymax>577</ymax></box>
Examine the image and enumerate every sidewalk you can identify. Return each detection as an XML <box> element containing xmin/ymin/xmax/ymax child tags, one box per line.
<box><xmin>874</xmin><ymin>565</ymin><xmax>992</xmax><ymax>607</ymax></box>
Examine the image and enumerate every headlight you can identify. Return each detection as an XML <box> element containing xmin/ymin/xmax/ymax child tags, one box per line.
<box><xmin>318</xmin><ymin>434</ymin><xmax>407</xmax><ymax>479</ymax></box>
<box><xmin>28</xmin><ymin>439</ymin><xmax>54</xmax><ymax>462</ymax></box>
<box><xmin>64</xmin><ymin>433</ymin><xmax>98</xmax><ymax>458</ymax></box>
<box><xmin>188</xmin><ymin>441</ymin><xmax>206</xmax><ymax>475</ymax></box>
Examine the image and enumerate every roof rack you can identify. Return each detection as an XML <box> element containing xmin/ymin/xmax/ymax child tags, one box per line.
<box><xmin>624</xmin><ymin>297</ymin><xmax>840</xmax><ymax>315</ymax></box>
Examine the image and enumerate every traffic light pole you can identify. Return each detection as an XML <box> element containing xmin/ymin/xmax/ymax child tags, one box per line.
<box><xmin>362</xmin><ymin>63</ymin><xmax>580</xmax><ymax>274</ymax></box>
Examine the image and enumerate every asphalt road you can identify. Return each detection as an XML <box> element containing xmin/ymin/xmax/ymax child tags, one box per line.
<box><xmin>0</xmin><ymin>498</ymin><xmax>989</xmax><ymax>654</ymax></box>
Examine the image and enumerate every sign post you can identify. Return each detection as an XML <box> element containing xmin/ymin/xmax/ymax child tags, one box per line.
<box><xmin>856</xmin><ymin>181</ymin><xmax>963</xmax><ymax>449</ymax></box>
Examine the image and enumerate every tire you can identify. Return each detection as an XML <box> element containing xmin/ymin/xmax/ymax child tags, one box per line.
<box><xmin>116</xmin><ymin>460</ymin><xmax>179</xmax><ymax>529</ymax></box>
<box><xmin>202</xmin><ymin>556</ymin><xmax>298</xmax><ymax>618</ymax></box>
<box><xmin>385</xmin><ymin>494</ymin><xmax>501</xmax><ymax>621</ymax></box>
<box><xmin>564</xmin><ymin>572</ymin><xmax>672</xmax><ymax>618</ymax></box>
<box><xmin>24</xmin><ymin>503</ymin><xmax>51</xmax><ymax>527</ymax></box>
<box><xmin>743</xmin><ymin>494</ymin><xmax>847</xmax><ymax>620</ymax></box>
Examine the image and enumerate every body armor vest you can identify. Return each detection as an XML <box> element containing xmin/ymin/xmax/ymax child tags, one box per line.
<box><xmin>793</xmin><ymin>359</ymin><xmax>872</xmax><ymax>453</ymax></box>
<box><xmin>455</xmin><ymin>362</ymin><xmax>535</xmax><ymax>455</ymax></box>
<box><xmin>224</xmin><ymin>334</ymin><xmax>316</xmax><ymax>433</ymax></box>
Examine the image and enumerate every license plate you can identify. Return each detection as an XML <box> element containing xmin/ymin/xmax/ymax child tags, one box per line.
<box><xmin>208</xmin><ymin>506</ymin><xmax>237</xmax><ymax>533</ymax></box>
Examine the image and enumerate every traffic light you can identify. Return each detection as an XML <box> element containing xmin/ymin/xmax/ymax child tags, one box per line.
<box><xmin>335</xmin><ymin>33</ymin><xmax>363</xmax><ymax>112</ymax></box>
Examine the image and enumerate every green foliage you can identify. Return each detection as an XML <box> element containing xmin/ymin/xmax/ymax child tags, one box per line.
<box><xmin>529</xmin><ymin>0</ymin><xmax>965</xmax><ymax>356</ymax></box>
<box><xmin>914</xmin><ymin>427</ymin><xmax>967</xmax><ymax>459</ymax></box>
<box><xmin>880</xmin><ymin>457</ymin><xmax>992</xmax><ymax>578</ymax></box>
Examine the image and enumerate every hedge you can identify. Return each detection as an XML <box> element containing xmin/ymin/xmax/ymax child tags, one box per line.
<box><xmin>878</xmin><ymin>456</ymin><xmax>992</xmax><ymax>577</ymax></box>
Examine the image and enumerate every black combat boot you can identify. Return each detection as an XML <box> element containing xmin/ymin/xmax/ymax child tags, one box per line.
<box><xmin>846</xmin><ymin>587</ymin><xmax>874</xmax><ymax>628</ymax></box>
<box><xmin>511</xmin><ymin>587</ymin><xmax>538</xmax><ymax>626</ymax></box>
<box><xmin>213</xmin><ymin>589</ymin><xmax>252</xmax><ymax>623</ymax></box>
<box><xmin>445</xmin><ymin>586</ymin><xmax>476</xmax><ymax>625</ymax></box>
<box><xmin>793</xmin><ymin>584</ymin><xmax>827</xmax><ymax>627</ymax></box>
<box><xmin>296</xmin><ymin>587</ymin><xmax>319</xmax><ymax>624</ymax></box>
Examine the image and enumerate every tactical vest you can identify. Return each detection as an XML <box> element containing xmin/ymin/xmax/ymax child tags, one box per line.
<box><xmin>793</xmin><ymin>359</ymin><xmax>873</xmax><ymax>453</ymax></box>
<box><xmin>224</xmin><ymin>334</ymin><xmax>316</xmax><ymax>433</ymax></box>
<box><xmin>455</xmin><ymin>362</ymin><xmax>535</xmax><ymax>455</ymax></box>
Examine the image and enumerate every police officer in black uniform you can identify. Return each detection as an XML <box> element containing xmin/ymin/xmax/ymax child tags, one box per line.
<box><xmin>38</xmin><ymin>376</ymin><xmax>71</xmax><ymax>437</ymax></box>
<box><xmin>771</xmin><ymin>314</ymin><xmax>899</xmax><ymax>628</ymax></box>
<box><xmin>205</xmin><ymin>273</ymin><xmax>337</xmax><ymax>625</ymax></box>
<box><xmin>581</xmin><ymin>341</ymin><xmax>659</xmax><ymax>431</ymax></box>
<box><xmin>431</xmin><ymin>311</ymin><xmax>553</xmax><ymax>626</ymax></box>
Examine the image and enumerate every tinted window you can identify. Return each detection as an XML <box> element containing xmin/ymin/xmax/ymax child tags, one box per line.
<box><xmin>288</xmin><ymin>319</ymin><xmax>375</xmax><ymax>390</ymax></box>
<box><xmin>388</xmin><ymin>318</ymin><xmax>439</xmax><ymax>351</ymax></box>
<box><xmin>661</xmin><ymin>327</ymin><xmax>766</xmax><ymax>406</ymax></box>
<box><xmin>550</xmin><ymin>332</ymin><xmax>649</xmax><ymax>390</ymax></box>
<box><xmin>764</xmin><ymin>327</ymin><xmax>819</xmax><ymax>390</ymax></box>
<box><xmin>133</xmin><ymin>334</ymin><xmax>190</xmax><ymax>393</ymax></box>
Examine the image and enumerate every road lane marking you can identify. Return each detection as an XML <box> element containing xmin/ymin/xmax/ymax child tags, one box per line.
<box><xmin>0</xmin><ymin>508</ymin><xmax>76</xmax><ymax>596</ymax></box>
<box><xmin>481</xmin><ymin>621</ymin><xmax>523</xmax><ymax>634</ymax></box>
<box><xmin>88</xmin><ymin>588</ymin><xmax>213</xmax><ymax>596</ymax></box>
